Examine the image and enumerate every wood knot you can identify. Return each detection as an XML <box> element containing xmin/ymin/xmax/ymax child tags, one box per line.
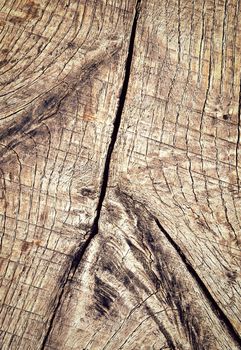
<box><xmin>21</xmin><ymin>241</ymin><xmax>32</xmax><ymax>252</ymax></box>
<box><xmin>226</xmin><ymin>270</ymin><xmax>237</xmax><ymax>283</ymax></box>
<box><xmin>223</xmin><ymin>114</ymin><xmax>230</xmax><ymax>121</ymax></box>
<box><xmin>80</xmin><ymin>188</ymin><xmax>95</xmax><ymax>198</ymax></box>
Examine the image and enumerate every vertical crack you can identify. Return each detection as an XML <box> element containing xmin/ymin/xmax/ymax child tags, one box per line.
<box><xmin>236</xmin><ymin>77</ymin><xmax>241</xmax><ymax>191</ymax></box>
<box><xmin>40</xmin><ymin>1</ymin><xmax>141</xmax><ymax>348</ymax></box>
<box><xmin>154</xmin><ymin>217</ymin><xmax>241</xmax><ymax>347</ymax></box>
<box><xmin>72</xmin><ymin>0</ymin><xmax>141</xmax><ymax>270</ymax></box>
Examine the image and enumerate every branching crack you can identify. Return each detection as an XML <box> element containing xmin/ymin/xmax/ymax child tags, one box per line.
<box><xmin>154</xmin><ymin>217</ymin><xmax>241</xmax><ymax>347</ymax></box>
<box><xmin>40</xmin><ymin>1</ymin><xmax>141</xmax><ymax>348</ymax></box>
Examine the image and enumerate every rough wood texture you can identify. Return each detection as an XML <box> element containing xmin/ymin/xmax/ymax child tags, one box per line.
<box><xmin>0</xmin><ymin>0</ymin><xmax>240</xmax><ymax>349</ymax></box>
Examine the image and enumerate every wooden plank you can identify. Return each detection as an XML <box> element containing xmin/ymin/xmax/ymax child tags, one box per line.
<box><xmin>0</xmin><ymin>0</ymin><xmax>240</xmax><ymax>349</ymax></box>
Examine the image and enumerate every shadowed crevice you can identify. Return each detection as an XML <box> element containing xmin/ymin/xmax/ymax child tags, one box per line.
<box><xmin>154</xmin><ymin>217</ymin><xmax>241</xmax><ymax>347</ymax></box>
<box><xmin>40</xmin><ymin>1</ymin><xmax>141</xmax><ymax>348</ymax></box>
<box><xmin>236</xmin><ymin>77</ymin><xmax>241</xmax><ymax>190</ymax></box>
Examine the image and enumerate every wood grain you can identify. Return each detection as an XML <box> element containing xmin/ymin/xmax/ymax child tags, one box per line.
<box><xmin>105</xmin><ymin>0</ymin><xmax>241</xmax><ymax>338</ymax></box>
<box><xmin>0</xmin><ymin>0</ymin><xmax>240</xmax><ymax>349</ymax></box>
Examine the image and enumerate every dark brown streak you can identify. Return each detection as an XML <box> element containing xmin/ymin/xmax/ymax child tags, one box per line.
<box><xmin>40</xmin><ymin>1</ymin><xmax>142</xmax><ymax>348</ymax></box>
<box><xmin>154</xmin><ymin>217</ymin><xmax>241</xmax><ymax>347</ymax></box>
<box><xmin>0</xmin><ymin>53</ymin><xmax>114</xmax><ymax>159</ymax></box>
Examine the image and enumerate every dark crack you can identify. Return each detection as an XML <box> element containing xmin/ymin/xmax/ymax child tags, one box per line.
<box><xmin>154</xmin><ymin>217</ymin><xmax>241</xmax><ymax>347</ymax></box>
<box><xmin>236</xmin><ymin>77</ymin><xmax>241</xmax><ymax>190</ymax></box>
<box><xmin>40</xmin><ymin>1</ymin><xmax>141</xmax><ymax>348</ymax></box>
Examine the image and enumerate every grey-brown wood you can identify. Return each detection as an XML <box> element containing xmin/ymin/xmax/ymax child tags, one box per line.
<box><xmin>0</xmin><ymin>0</ymin><xmax>240</xmax><ymax>349</ymax></box>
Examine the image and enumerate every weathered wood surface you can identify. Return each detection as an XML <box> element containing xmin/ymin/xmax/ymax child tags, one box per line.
<box><xmin>0</xmin><ymin>0</ymin><xmax>240</xmax><ymax>349</ymax></box>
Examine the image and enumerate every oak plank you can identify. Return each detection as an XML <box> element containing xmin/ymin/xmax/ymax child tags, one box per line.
<box><xmin>0</xmin><ymin>0</ymin><xmax>240</xmax><ymax>349</ymax></box>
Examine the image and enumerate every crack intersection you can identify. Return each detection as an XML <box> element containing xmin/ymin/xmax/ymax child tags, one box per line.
<box><xmin>40</xmin><ymin>1</ymin><xmax>141</xmax><ymax>348</ymax></box>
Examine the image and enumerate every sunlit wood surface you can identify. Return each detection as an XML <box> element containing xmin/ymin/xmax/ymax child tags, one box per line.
<box><xmin>0</xmin><ymin>0</ymin><xmax>240</xmax><ymax>349</ymax></box>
